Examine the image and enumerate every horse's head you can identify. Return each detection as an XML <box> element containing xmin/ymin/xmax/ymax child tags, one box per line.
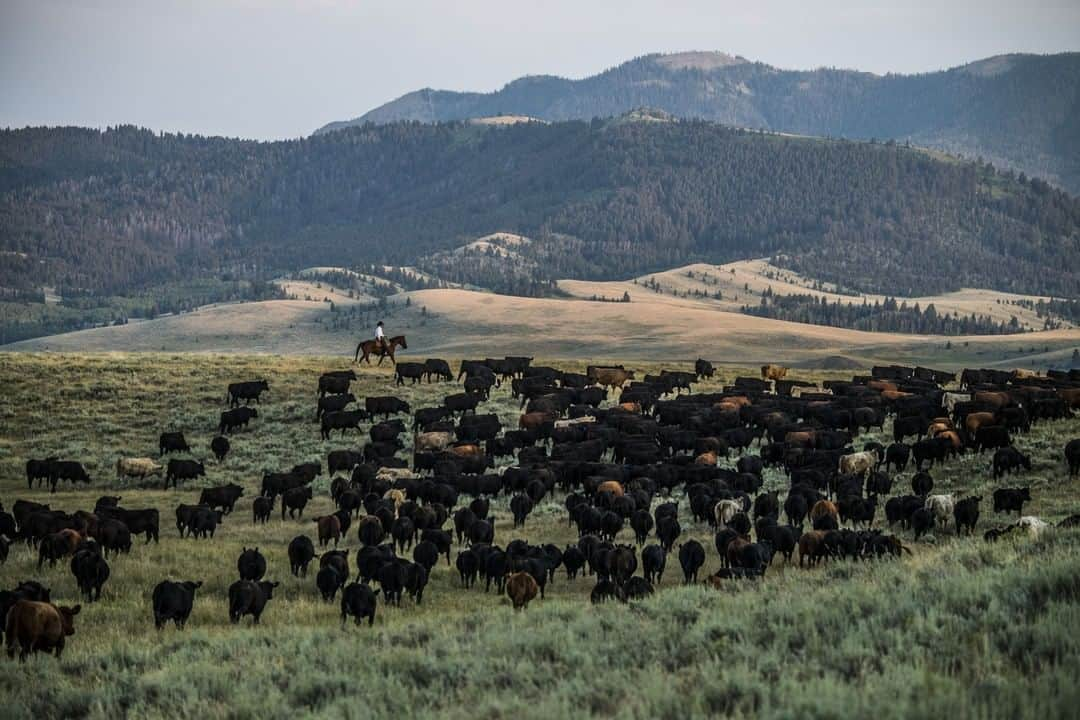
<box><xmin>395</xmin><ymin>335</ymin><xmax>408</xmax><ymax>349</ymax></box>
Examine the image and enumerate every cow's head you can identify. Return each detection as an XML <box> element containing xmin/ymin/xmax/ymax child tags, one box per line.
<box><xmin>58</xmin><ymin>604</ymin><xmax>81</xmax><ymax>635</ymax></box>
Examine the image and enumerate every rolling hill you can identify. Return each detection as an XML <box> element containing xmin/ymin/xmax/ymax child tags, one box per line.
<box><xmin>317</xmin><ymin>51</ymin><xmax>1080</xmax><ymax>194</ymax></box>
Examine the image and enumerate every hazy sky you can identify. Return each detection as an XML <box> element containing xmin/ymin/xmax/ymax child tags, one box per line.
<box><xmin>2</xmin><ymin>1</ymin><xmax>1078</xmax><ymax>140</ymax></box>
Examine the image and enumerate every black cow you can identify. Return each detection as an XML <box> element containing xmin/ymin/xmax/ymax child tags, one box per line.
<box><xmin>188</xmin><ymin>508</ymin><xmax>224</xmax><ymax>539</ymax></box>
<box><xmin>99</xmin><ymin>507</ymin><xmax>160</xmax><ymax>543</ymax></box>
<box><xmin>974</xmin><ymin>426</ymin><xmax>1011</xmax><ymax>453</ymax></box>
<box><xmin>678</xmin><ymin>540</ymin><xmax>706</xmax><ymax>584</ymax></box>
<box><xmin>321</xmin><ymin>410</ymin><xmax>368</xmax><ymax>440</ymax></box>
<box><xmin>444</xmin><ymin>393</ymin><xmax>480</xmax><ymax>416</ymax></box>
<box><xmin>953</xmin><ymin>496</ymin><xmax>981</xmax><ymax>535</ymax></box>
<box><xmin>695</xmin><ymin>359</ymin><xmax>715</xmax><ymax>379</ymax></box>
<box><xmin>25</xmin><ymin>458</ymin><xmax>56</xmax><ymax>489</ymax></box>
<box><xmin>1068</xmin><ymin>439</ymin><xmax>1080</xmax><ymax>478</ymax></box>
<box><xmin>228</xmin><ymin>380</ymin><xmax>269</xmax><ymax>407</ymax></box>
<box><xmin>165</xmin><ymin>459</ymin><xmax>205</xmax><ymax>489</ymax></box>
<box><xmin>884</xmin><ymin>443</ymin><xmax>910</xmax><ymax>472</ymax></box>
<box><xmin>219</xmin><ymin>407</ymin><xmax>258</xmax><ymax>434</ymax></box>
<box><xmin>228</xmin><ymin>580</ymin><xmax>279</xmax><ymax>624</ymax></box>
<box><xmin>319</xmin><ymin>371</ymin><xmax>355</xmax><ymax>397</ymax></box>
<box><xmin>317</xmin><ymin>566</ymin><xmax>345</xmax><ymax>602</ymax></box>
<box><xmin>992</xmin><ymin>487</ymin><xmax>1031</xmax><ymax>515</ymax></box>
<box><xmin>95</xmin><ymin>518</ymin><xmax>132</xmax><ymax>556</ymax></box>
<box><xmin>70</xmin><ymin>546</ymin><xmax>110</xmax><ymax>602</ymax></box>
<box><xmin>175</xmin><ymin>503</ymin><xmax>206</xmax><ymax>537</ymax></box>
<box><xmin>992</xmin><ymin>447</ymin><xmax>1031</xmax><ymax>479</ymax></box>
<box><xmin>159</xmin><ymin>432</ymin><xmax>190</xmax><ymax>456</ymax></box>
<box><xmin>413</xmin><ymin>407</ymin><xmax>452</xmax><ymax>432</ymax></box>
<box><xmin>365</xmin><ymin>397</ymin><xmax>411</xmax><ymax>420</ymax></box>
<box><xmin>288</xmin><ymin>535</ymin><xmax>318</xmax><ymax>577</ymax></box>
<box><xmin>282</xmin><ymin>487</ymin><xmax>314</xmax><ymax>520</ymax></box>
<box><xmin>199</xmin><ymin>483</ymin><xmax>244</xmax><ymax>514</ymax></box>
<box><xmin>210</xmin><ymin>436</ymin><xmax>230</xmax><ymax>463</ymax></box>
<box><xmin>340</xmin><ymin>582</ymin><xmax>378</xmax><ymax>627</ymax></box>
<box><xmin>237</xmin><ymin>547</ymin><xmax>267</xmax><ymax>581</ymax></box>
<box><xmin>328</xmin><ymin>449</ymin><xmax>365</xmax><ymax>475</ymax></box>
<box><xmin>317</xmin><ymin>393</ymin><xmax>356</xmax><ymax>421</ymax></box>
<box><xmin>423</xmin><ymin>359</ymin><xmax>453</xmax><ymax>382</ymax></box>
<box><xmin>152</xmin><ymin>580</ymin><xmax>202</xmax><ymax>629</ymax></box>
<box><xmin>48</xmin><ymin>461</ymin><xmax>91</xmax><ymax>492</ymax></box>
<box><xmin>395</xmin><ymin>362</ymin><xmax>426</xmax><ymax>386</ymax></box>
<box><xmin>252</xmin><ymin>497</ymin><xmax>273</xmax><ymax>524</ymax></box>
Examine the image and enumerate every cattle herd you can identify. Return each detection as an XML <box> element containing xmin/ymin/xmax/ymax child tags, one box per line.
<box><xmin>3</xmin><ymin>356</ymin><xmax>1080</xmax><ymax>661</ymax></box>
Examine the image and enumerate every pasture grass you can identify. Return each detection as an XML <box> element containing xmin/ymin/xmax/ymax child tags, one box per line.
<box><xmin>0</xmin><ymin>352</ymin><xmax>1078</xmax><ymax>719</ymax></box>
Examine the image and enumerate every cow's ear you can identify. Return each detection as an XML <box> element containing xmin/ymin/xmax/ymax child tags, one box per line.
<box><xmin>193</xmin><ymin>581</ymin><xmax>203</xmax><ymax>589</ymax></box>
<box><xmin>70</xmin><ymin>605</ymin><xmax>82</xmax><ymax>615</ymax></box>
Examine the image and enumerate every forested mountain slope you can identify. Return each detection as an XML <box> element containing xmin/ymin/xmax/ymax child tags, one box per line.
<box><xmin>2</xmin><ymin>118</ymin><xmax>1078</xmax><ymax>299</ymax></box>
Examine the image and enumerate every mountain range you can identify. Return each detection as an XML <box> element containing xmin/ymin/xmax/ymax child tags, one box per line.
<box><xmin>316</xmin><ymin>51</ymin><xmax>1080</xmax><ymax>194</ymax></box>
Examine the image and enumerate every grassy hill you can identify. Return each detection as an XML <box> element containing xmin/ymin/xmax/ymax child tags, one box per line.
<box><xmin>0</xmin><ymin>353</ymin><xmax>1077</xmax><ymax>718</ymax></box>
<box><xmin>318</xmin><ymin>51</ymin><xmax>1080</xmax><ymax>195</ymax></box>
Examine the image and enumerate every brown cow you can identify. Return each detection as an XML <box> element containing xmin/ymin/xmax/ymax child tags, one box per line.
<box><xmin>868</xmin><ymin>380</ymin><xmax>898</xmax><ymax>393</ymax></box>
<box><xmin>935</xmin><ymin>430</ymin><xmax>963</xmax><ymax>452</ymax></box>
<box><xmin>314</xmin><ymin>515</ymin><xmax>341</xmax><ymax>547</ymax></box>
<box><xmin>1059</xmin><ymin>388</ymin><xmax>1080</xmax><ymax>410</ymax></box>
<box><xmin>694</xmin><ymin>450</ymin><xmax>718</xmax><ymax>466</ymax></box>
<box><xmin>784</xmin><ymin>431</ymin><xmax>816</xmax><ymax>449</ymax></box>
<box><xmin>965</xmin><ymin>412</ymin><xmax>997</xmax><ymax>436</ymax></box>
<box><xmin>617</xmin><ymin>402</ymin><xmax>642</xmax><ymax>414</ymax></box>
<box><xmin>596</xmin><ymin>480</ymin><xmax>624</xmax><ymax>497</ymax></box>
<box><xmin>519</xmin><ymin>412</ymin><xmax>554</xmax><ymax>431</ymax></box>
<box><xmin>798</xmin><ymin>530</ymin><xmax>829</xmax><ymax>567</ymax></box>
<box><xmin>974</xmin><ymin>391</ymin><xmax>1010</xmax><ymax>410</ymax></box>
<box><xmin>589</xmin><ymin>368</ymin><xmax>635</xmax><ymax>389</ymax></box>
<box><xmin>809</xmin><ymin>500</ymin><xmax>839</xmax><ymax>526</ymax></box>
<box><xmin>761</xmin><ymin>365</ymin><xmax>788</xmax><ymax>382</ymax></box>
<box><xmin>725</xmin><ymin>536</ymin><xmax>751</xmax><ymax>568</ymax></box>
<box><xmin>448</xmin><ymin>444</ymin><xmax>485</xmax><ymax>461</ymax></box>
<box><xmin>5</xmin><ymin>600</ymin><xmax>81</xmax><ymax>660</ymax></box>
<box><xmin>506</xmin><ymin>571</ymin><xmax>539</xmax><ymax>610</ymax></box>
<box><xmin>881</xmin><ymin>390</ymin><xmax>913</xmax><ymax>402</ymax></box>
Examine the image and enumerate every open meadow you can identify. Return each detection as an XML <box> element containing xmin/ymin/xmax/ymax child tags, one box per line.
<box><xmin>0</xmin><ymin>352</ymin><xmax>1078</xmax><ymax>719</ymax></box>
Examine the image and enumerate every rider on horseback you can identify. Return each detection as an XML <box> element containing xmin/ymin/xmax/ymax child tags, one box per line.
<box><xmin>374</xmin><ymin>321</ymin><xmax>388</xmax><ymax>355</ymax></box>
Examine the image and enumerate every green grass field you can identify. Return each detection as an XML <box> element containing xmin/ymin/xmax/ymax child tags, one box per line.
<box><xmin>0</xmin><ymin>352</ymin><xmax>1078</xmax><ymax>719</ymax></box>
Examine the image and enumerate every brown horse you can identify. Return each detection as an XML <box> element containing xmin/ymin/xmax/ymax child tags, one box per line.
<box><xmin>354</xmin><ymin>335</ymin><xmax>407</xmax><ymax>365</ymax></box>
